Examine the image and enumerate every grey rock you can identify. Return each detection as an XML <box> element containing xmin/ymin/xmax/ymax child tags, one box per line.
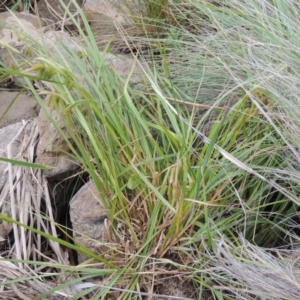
<box><xmin>37</xmin><ymin>30</ymin><xmax>84</xmax><ymax>81</ymax></box>
<box><xmin>70</xmin><ymin>180</ymin><xmax>109</xmax><ymax>263</ymax></box>
<box><xmin>84</xmin><ymin>0</ymin><xmax>132</xmax><ymax>22</ymax></box>
<box><xmin>0</xmin><ymin>91</ymin><xmax>39</xmax><ymax>129</ymax></box>
<box><xmin>83</xmin><ymin>0</ymin><xmax>144</xmax><ymax>52</ymax></box>
<box><xmin>36</xmin><ymin>99</ymin><xmax>78</xmax><ymax>179</ymax></box>
<box><xmin>36</xmin><ymin>0</ymin><xmax>83</xmax><ymax>24</ymax></box>
<box><xmin>39</xmin><ymin>30</ymin><xmax>146</xmax><ymax>85</ymax></box>
<box><xmin>0</xmin><ymin>11</ymin><xmax>45</xmax><ymax>86</ymax></box>
<box><xmin>0</xmin><ymin>11</ymin><xmax>44</xmax><ymax>48</ymax></box>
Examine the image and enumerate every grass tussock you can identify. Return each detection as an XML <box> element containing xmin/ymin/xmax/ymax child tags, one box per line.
<box><xmin>1</xmin><ymin>0</ymin><xmax>300</xmax><ymax>299</ymax></box>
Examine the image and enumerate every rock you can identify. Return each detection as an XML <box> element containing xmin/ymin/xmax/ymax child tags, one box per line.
<box><xmin>69</xmin><ymin>180</ymin><xmax>109</xmax><ymax>263</ymax></box>
<box><xmin>36</xmin><ymin>0</ymin><xmax>83</xmax><ymax>25</ymax></box>
<box><xmin>0</xmin><ymin>46</ymin><xmax>32</xmax><ymax>87</ymax></box>
<box><xmin>0</xmin><ymin>11</ymin><xmax>44</xmax><ymax>48</ymax></box>
<box><xmin>0</xmin><ymin>22</ymin><xmax>144</xmax><ymax>178</ymax></box>
<box><xmin>36</xmin><ymin>98</ymin><xmax>78</xmax><ymax>179</ymax></box>
<box><xmin>0</xmin><ymin>9</ymin><xmax>146</xmax><ymax>87</ymax></box>
<box><xmin>36</xmin><ymin>29</ymin><xmax>145</xmax><ymax>85</ymax></box>
<box><xmin>0</xmin><ymin>48</ymin><xmax>22</xmax><ymax>89</ymax></box>
<box><xmin>83</xmin><ymin>0</ymin><xmax>145</xmax><ymax>52</ymax></box>
<box><xmin>38</xmin><ymin>30</ymin><xmax>84</xmax><ymax>81</ymax></box>
<box><xmin>0</xmin><ymin>11</ymin><xmax>45</xmax><ymax>86</ymax></box>
<box><xmin>83</xmin><ymin>0</ymin><xmax>132</xmax><ymax>22</ymax></box>
<box><xmin>35</xmin><ymin>29</ymin><xmax>146</xmax><ymax>86</ymax></box>
<box><xmin>0</xmin><ymin>91</ymin><xmax>39</xmax><ymax>129</ymax></box>
<box><xmin>42</xmin><ymin>30</ymin><xmax>81</xmax><ymax>53</ymax></box>
<box><xmin>104</xmin><ymin>52</ymin><xmax>147</xmax><ymax>84</ymax></box>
